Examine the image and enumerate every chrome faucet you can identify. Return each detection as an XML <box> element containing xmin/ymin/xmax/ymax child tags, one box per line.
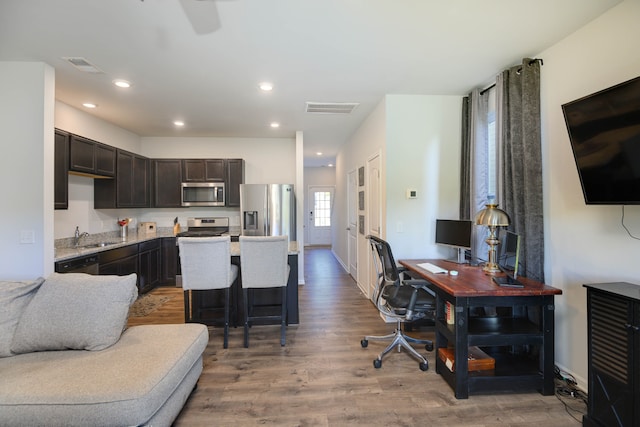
<box><xmin>74</xmin><ymin>226</ymin><xmax>90</xmax><ymax>246</ymax></box>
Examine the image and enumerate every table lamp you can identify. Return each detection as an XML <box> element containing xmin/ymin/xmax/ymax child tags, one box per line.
<box><xmin>474</xmin><ymin>203</ymin><xmax>510</xmax><ymax>274</ymax></box>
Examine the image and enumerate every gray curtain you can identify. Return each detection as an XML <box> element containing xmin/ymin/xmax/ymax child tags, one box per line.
<box><xmin>496</xmin><ymin>58</ymin><xmax>544</xmax><ymax>282</ymax></box>
<box><xmin>460</xmin><ymin>96</ymin><xmax>471</xmax><ymax>220</ymax></box>
<box><xmin>459</xmin><ymin>89</ymin><xmax>490</xmax><ymax>263</ymax></box>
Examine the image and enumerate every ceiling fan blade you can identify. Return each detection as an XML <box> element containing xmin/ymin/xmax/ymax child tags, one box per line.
<box><xmin>179</xmin><ymin>0</ymin><xmax>220</xmax><ymax>35</ymax></box>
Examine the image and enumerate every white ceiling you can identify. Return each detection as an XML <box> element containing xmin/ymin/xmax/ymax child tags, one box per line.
<box><xmin>0</xmin><ymin>0</ymin><xmax>621</xmax><ymax>167</ymax></box>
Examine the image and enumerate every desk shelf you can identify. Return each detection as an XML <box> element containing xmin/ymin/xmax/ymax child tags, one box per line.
<box><xmin>433</xmin><ymin>298</ymin><xmax>554</xmax><ymax>399</ymax></box>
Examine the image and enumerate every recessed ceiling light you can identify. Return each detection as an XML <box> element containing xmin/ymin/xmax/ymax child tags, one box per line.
<box><xmin>174</xmin><ymin>121</ymin><xmax>185</xmax><ymax>127</ymax></box>
<box><xmin>113</xmin><ymin>79</ymin><xmax>131</xmax><ymax>88</ymax></box>
<box><xmin>328</xmin><ymin>164</ymin><xmax>334</xmax><ymax>167</ymax></box>
<box><xmin>316</xmin><ymin>152</ymin><xmax>323</xmax><ymax>156</ymax></box>
<box><xmin>82</xmin><ymin>102</ymin><xmax>97</xmax><ymax>108</ymax></box>
<box><xmin>270</xmin><ymin>122</ymin><xmax>280</xmax><ymax>128</ymax></box>
<box><xmin>260</xmin><ymin>82</ymin><xmax>273</xmax><ymax>91</ymax></box>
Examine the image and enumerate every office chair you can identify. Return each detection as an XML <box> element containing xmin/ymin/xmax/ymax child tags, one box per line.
<box><xmin>178</xmin><ymin>236</ymin><xmax>238</xmax><ymax>348</ymax></box>
<box><xmin>239</xmin><ymin>235</ymin><xmax>290</xmax><ymax>348</ymax></box>
<box><xmin>361</xmin><ymin>235</ymin><xmax>435</xmax><ymax>371</ymax></box>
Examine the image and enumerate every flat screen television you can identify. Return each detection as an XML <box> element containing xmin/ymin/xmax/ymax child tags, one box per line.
<box><xmin>435</xmin><ymin>219</ymin><xmax>472</xmax><ymax>263</ymax></box>
<box><xmin>562</xmin><ymin>75</ymin><xmax>640</xmax><ymax>204</ymax></box>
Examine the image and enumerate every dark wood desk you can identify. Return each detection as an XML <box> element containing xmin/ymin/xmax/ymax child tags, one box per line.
<box><xmin>400</xmin><ymin>259</ymin><xmax>562</xmax><ymax>399</ymax></box>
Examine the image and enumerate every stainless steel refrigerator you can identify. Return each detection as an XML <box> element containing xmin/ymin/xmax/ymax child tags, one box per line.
<box><xmin>240</xmin><ymin>184</ymin><xmax>296</xmax><ymax>240</ymax></box>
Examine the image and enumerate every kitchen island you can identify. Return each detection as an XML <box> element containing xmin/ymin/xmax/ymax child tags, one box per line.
<box><xmin>188</xmin><ymin>241</ymin><xmax>299</xmax><ymax>326</ymax></box>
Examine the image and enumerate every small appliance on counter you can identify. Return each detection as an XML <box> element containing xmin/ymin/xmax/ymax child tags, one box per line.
<box><xmin>138</xmin><ymin>222</ymin><xmax>157</xmax><ymax>235</ymax></box>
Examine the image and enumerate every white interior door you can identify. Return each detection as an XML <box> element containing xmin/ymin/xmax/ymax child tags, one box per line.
<box><xmin>367</xmin><ymin>153</ymin><xmax>382</xmax><ymax>300</ymax></box>
<box><xmin>347</xmin><ymin>170</ymin><xmax>358</xmax><ymax>280</ymax></box>
<box><xmin>307</xmin><ymin>186</ymin><xmax>334</xmax><ymax>245</ymax></box>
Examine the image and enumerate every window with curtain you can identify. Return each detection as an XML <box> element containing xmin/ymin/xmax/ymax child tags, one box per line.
<box><xmin>461</xmin><ymin>58</ymin><xmax>544</xmax><ymax>282</ymax></box>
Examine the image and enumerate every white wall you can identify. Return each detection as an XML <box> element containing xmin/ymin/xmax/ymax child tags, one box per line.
<box><xmin>54</xmin><ymin>101</ymin><xmax>142</xmax><ymax>239</ymax></box>
<box><xmin>334</xmin><ymin>95</ymin><xmax>462</xmax><ymax>293</ymax></box>
<box><xmin>385</xmin><ymin>95</ymin><xmax>462</xmax><ymax>261</ymax></box>
<box><xmin>540</xmin><ymin>0</ymin><xmax>640</xmax><ymax>388</ymax></box>
<box><xmin>140</xmin><ymin>136</ymin><xmax>296</xmax><ymax>184</ymax></box>
<box><xmin>56</xmin><ymin>101</ymin><xmax>141</xmax><ymax>153</ymax></box>
<box><xmin>0</xmin><ymin>62</ymin><xmax>55</xmax><ymax>279</ymax></box>
<box><xmin>138</xmin><ymin>136</ymin><xmax>297</xmax><ymax>231</ymax></box>
<box><xmin>335</xmin><ymin>98</ymin><xmax>387</xmax><ymax>290</ymax></box>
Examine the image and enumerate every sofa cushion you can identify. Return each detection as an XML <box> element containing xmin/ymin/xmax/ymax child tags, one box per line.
<box><xmin>0</xmin><ymin>324</ymin><xmax>209</xmax><ymax>427</ymax></box>
<box><xmin>0</xmin><ymin>278</ymin><xmax>45</xmax><ymax>358</ymax></box>
<box><xmin>11</xmin><ymin>273</ymin><xmax>137</xmax><ymax>353</ymax></box>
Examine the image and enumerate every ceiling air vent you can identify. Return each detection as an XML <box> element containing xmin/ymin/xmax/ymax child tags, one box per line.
<box><xmin>305</xmin><ymin>102</ymin><xmax>359</xmax><ymax>114</ymax></box>
<box><xmin>62</xmin><ymin>57</ymin><xmax>103</xmax><ymax>73</ymax></box>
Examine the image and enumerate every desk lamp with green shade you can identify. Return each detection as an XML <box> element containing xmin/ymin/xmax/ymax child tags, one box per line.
<box><xmin>474</xmin><ymin>203</ymin><xmax>510</xmax><ymax>274</ymax></box>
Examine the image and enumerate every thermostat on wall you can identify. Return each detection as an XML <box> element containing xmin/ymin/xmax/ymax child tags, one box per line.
<box><xmin>406</xmin><ymin>189</ymin><xmax>417</xmax><ymax>199</ymax></box>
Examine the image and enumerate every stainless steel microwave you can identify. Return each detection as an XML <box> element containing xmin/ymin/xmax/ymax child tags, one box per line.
<box><xmin>181</xmin><ymin>182</ymin><xmax>225</xmax><ymax>207</ymax></box>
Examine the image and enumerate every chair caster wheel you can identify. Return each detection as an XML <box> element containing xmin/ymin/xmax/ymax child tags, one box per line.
<box><xmin>361</xmin><ymin>339</ymin><xmax>368</xmax><ymax>348</ymax></box>
<box><xmin>419</xmin><ymin>362</ymin><xmax>429</xmax><ymax>371</ymax></box>
<box><xmin>425</xmin><ymin>342</ymin><xmax>434</xmax><ymax>352</ymax></box>
<box><xmin>373</xmin><ymin>359</ymin><xmax>382</xmax><ymax>369</ymax></box>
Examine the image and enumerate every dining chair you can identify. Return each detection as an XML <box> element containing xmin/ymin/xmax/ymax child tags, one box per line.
<box><xmin>178</xmin><ymin>236</ymin><xmax>238</xmax><ymax>348</ymax></box>
<box><xmin>239</xmin><ymin>235</ymin><xmax>290</xmax><ymax>348</ymax></box>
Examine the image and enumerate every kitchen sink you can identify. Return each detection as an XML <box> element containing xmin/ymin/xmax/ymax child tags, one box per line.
<box><xmin>77</xmin><ymin>242</ymin><xmax>119</xmax><ymax>249</ymax></box>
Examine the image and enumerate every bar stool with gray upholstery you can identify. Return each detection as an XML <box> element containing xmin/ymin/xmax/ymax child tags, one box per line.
<box><xmin>239</xmin><ymin>235</ymin><xmax>290</xmax><ymax>348</ymax></box>
<box><xmin>178</xmin><ymin>236</ymin><xmax>238</xmax><ymax>348</ymax></box>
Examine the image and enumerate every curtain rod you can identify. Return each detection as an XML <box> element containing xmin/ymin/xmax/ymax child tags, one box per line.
<box><xmin>480</xmin><ymin>83</ymin><xmax>495</xmax><ymax>96</ymax></box>
<box><xmin>479</xmin><ymin>58</ymin><xmax>544</xmax><ymax>95</ymax></box>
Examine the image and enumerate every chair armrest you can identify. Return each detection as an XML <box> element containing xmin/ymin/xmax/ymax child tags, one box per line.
<box><xmin>404</xmin><ymin>279</ymin><xmax>436</xmax><ymax>297</ymax></box>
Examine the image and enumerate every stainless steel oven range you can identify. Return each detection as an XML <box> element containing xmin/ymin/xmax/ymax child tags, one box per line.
<box><xmin>176</xmin><ymin>217</ymin><xmax>230</xmax><ymax>238</ymax></box>
<box><xmin>175</xmin><ymin>217</ymin><xmax>230</xmax><ymax>286</ymax></box>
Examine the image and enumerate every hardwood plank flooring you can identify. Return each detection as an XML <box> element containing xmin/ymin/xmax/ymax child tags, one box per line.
<box><xmin>129</xmin><ymin>247</ymin><xmax>584</xmax><ymax>426</ymax></box>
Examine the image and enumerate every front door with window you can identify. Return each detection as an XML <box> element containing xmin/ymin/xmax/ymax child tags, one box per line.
<box><xmin>308</xmin><ymin>186</ymin><xmax>334</xmax><ymax>245</ymax></box>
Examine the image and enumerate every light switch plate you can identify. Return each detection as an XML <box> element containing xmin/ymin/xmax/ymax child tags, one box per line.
<box><xmin>20</xmin><ymin>230</ymin><xmax>35</xmax><ymax>244</ymax></box>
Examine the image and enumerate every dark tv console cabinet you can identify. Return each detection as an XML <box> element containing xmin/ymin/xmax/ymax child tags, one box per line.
<box><xmin>584</xmin><ymin>282</ymin><xmax>640</xmax><ymax>427</ymax></box>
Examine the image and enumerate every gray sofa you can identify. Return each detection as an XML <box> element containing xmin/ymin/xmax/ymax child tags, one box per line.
<box><xmin>0</xmin><ymin>273</ymin><xmax>208</xmax><ymax>427</ymax></box>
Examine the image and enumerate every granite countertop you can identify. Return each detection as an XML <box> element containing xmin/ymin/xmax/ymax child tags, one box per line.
<box><xmin>55</xmin><ymin>231</ymin><xmax>299</xmax><ymax>262</ymax></box>
<box><xmin>54</xmin><ymin>228</ymin><xmax>176</xmax><ymax>262</ymax></box>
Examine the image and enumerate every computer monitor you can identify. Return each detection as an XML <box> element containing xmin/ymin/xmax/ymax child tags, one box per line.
<box><xmin>435</xmin><ymin>219</ymin><xmax>472</xmax><ymax>263</ymax></box>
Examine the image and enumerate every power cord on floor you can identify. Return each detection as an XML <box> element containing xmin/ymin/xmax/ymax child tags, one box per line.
<box><xmin>554</xmin><ymin>366</ymin><xmax>587</xmax><ymax>423</ymax></box>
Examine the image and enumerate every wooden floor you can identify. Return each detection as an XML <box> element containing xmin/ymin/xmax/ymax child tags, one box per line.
<box><xmin>130</xmin><ymin>247</ymin><xmax>584</xmax><ymax>426</ymax></box>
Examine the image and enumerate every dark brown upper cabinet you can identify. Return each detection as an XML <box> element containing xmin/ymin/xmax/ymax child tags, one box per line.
<box><xmin>54</xmin><ymin>129</ymin><xmax>69</xmax><ymax>210</ymax></box>
<box><xmin>182</xmin><ymin>159</ymin><xmax>226</xmax><ymax>182</ymax></box>
<box><xmin>94</xmin><ymin>149</ymin><xmax>149</xmax><ymax>209</ymax></box>
<box><xmin>152</xmin><ymin>159</ymin><xmax>183</xmax><ymax>208</ymax></box>
<box><xmin>69</xmin><ymin>134</ymin><xmax>115</xmax><ymax>178</ymax></box>
<box><xmin>226</xmin><ymin>159</ymin><xmax>245</xmax><ymax>207</ymax></box>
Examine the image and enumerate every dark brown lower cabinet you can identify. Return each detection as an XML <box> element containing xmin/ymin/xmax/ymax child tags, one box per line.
<box><xmin>160</xmin><ymin>237</ymin><xmax>177</xmax><ymax>285</ymax></box>
<box><xmin>138</xmin><ymin>240</ymin><xmax>161</xmax><ymax>294</ymax></box>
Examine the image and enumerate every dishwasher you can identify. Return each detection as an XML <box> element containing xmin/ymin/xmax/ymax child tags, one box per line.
<box><xmin>55</xmin><ymin>255</ymin><xmax>99</xmax><ymax>274</ymax></box>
